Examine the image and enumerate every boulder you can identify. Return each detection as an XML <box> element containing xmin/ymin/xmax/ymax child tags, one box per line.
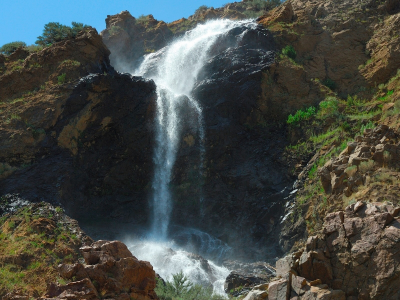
<box><xmin>45</xmin><ymin>278</ymin><xmax>99</xmax><ymax>300</ymax></box>
<box><xmin>291</xmin><ymin>275</ymin><xmax>307</xmax><ymax>296</ymax></box>
<box><xmin>268</xmin><ymin>279</ymin><xmax>290</xmax><ymax>300</ymax></box>
<box><xmin>323</xmin><ymin>212</ymin><xmax>344</xmax><ymax>235</ymax></box>
<box><xmin>50</xmin><ymin>240</ymin><xmax>158</xmax><ymax>300</ymax></box>
<box><xmin>243</xmin><ymin>290</ymin><xmax>268</xmax><ymax>300</ymax></box>
<box><xmin>276</xmin><ymin>255</ymin><xmax>295</xmax><ymax>278</ymax></box>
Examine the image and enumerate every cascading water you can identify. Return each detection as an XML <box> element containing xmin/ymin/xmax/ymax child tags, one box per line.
<box><xmin>129</xmin><ymin>19</ymin><xmax>258</xmax><ymax>295</ymax></box>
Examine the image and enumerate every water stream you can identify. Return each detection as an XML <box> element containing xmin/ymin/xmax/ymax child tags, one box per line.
<box><xmin>129</xmin><ymin>19</ymin><xmax>257</xmax><ymax>295</ymax></box>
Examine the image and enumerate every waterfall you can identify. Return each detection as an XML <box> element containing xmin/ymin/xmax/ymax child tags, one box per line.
<box><xmin>130</xmin><ymin>19</ymin><xmax>257</xmax><ymax>296</ymax></box>
<box><xmin>135</xmin><ymin>19</ymin><xmax>252</xmax><ymax>239</ymax></box>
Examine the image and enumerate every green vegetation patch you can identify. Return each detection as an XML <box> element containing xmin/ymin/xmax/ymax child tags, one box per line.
<box><xmin>0</xmin><ymin>41</ymin><xmax>26</xmax><ymax>55</ymax></box>
<box><xmin>283</xmin><ymin>68</ymin><xmax>400</xmax><ymax>235</ymax></box>
<box><xmin>57</xmin><ymin>73</ymin><xmax>66</xmax><ymax>85</ymax></box>
<box><xmin>322</xmin><ymin>78</ymin><xmax>336</xmax><ymax>90</ymax></box>
<box><xmin>195</xmin><ymin>5</ymin><xmax>210</xmax><ymax>14</ymax></box>
<box><xmin>0</xmin><ymin>202</ymin><xmax>84</xmax><ymax>297</ymax></box>
<box><xmin>36</xmin><ymin>22</ymin><xmax>89</xmax><ymax>47</ymax></box>
<box><xmin>155</xmin><ymin>271</ymin><xmax>225</xmax><ymax>300</ymax></box>
<box><xmin>287</xmin><ymin>106</ymin><xmax>316</xmax><ymax>126</ymax></box>
<box><xmin>282</xmin><ymin>45</ymin><xmax>296</xmax><ymax>60</ymax></box>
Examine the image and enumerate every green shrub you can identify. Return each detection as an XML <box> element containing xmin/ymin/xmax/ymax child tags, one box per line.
<box><xmin>318</xmin><ymin>97</ymin><xmax>339</xmax><ymax>118</ymax></box>
<box><xmin>57</xmin><ymin>73</ymin><xmax>66</xmax><ymax>85</ymax></box>
<box><xmin>36</xmin><ymin>22</ymin><xmax>89</xmax><ymax>47</ymax></box>
<box><xmin>25</xmin><ymin>44</ymin><xmax>44</xmax><ymax>53</ymax></box>
<box><xmin>136</xmin><ymin>14</ymin><xmax>149</xmax><ymax>23</ymax></box>
<box><xmin>282</xmin><ymin>45</ymin><xmax>296</xmax><ymax>60</ymax></box>
<box><xmin>345</xmin><ymin>165</ymin><xmax>357</xmax><ymax>177</ymax></box>
<box><xmin>61</xmin><ymin>59</ymin><xmax>80</xmax><ymax>67</ymax></box>
<box><xmin>322</xmin><ymin>78</ymin><xmax>336</xmax><ymax>90</ymax></box>
<box><xmin>287</xmin><ymin>106</ymin><xmax>316</xmax><ymax>126</ymax></box>
<box><xmin>377</xmin><ymin>90</ymin><xmax>394</xmax><ymax>102</ymax></box>
<box><xmin>360</xmin><ymin>121</ymin><xmax>375</xmax><ymax>135</ymax></box>
<box><xmin>359</xmin><ymin>160</ymin><xmax>375</xmax><ymax>173</ymax></box>
<box><xmin>346</xmin><ymin>95</ymin><xmax>363</xmax><ymax>108</ymax></box>
<box><xmin>8</xmin><ymin>221</ymin><xmax>15</xmax><ymax>229</ymax></box>
<box><xmin>195</xmin><ymin>5</ymin><xmax>209</xmax><ymax>14</ymax></box>
<box><xmin>395</xmin><ymin>99</ymin><xmax>400</xmax><ymax>111</ymax></box>
<box><xmin>0</xmin><ymin>41</ymin><xmax>27</xmax><ymax>55</ymax></box>
<box><xmin>340</xmin><ymin>121</ymin><xmax>351</xmax><ymax>132</ymax></box>
<box><xmin>155</xmin><ymin>272</ymin><xmax>224</xmax><ymax>300</ymax></box>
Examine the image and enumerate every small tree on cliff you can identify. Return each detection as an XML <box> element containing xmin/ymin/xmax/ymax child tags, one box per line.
<box><xmin>36</xmin><ymin>22</ymin><xmax>89</xmax><ymax>46</ymax></box>
<box><xmin>195</xmin><ymin>5</ymin><xmax>209</xmax><ymax>14</ymax></box>
<box><xmin>0</xmin><ymin>41</ymin><xmax>27</xmax><ymax>55</ymax></box>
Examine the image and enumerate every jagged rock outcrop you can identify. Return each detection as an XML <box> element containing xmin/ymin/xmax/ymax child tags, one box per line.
<box><xmin>100</xmin><ymin>1</ymin><xmax>279</xmax><ymax>72</ymax></box>
<box><xmin>101</xmin><ymin>11</ymin><xmax>173</xmax><ymax>72</ymax></box>
<box><xmin>0</xmin><ymin>28</ymin><xmax>111</xmax><ymax>103</ymax></box>
<box><xmin>46</xmin><ymin>240</ymin><xmax>158</xmax><ymax>300</ymax></box>
<box><xmin>361</xmin><ymin>13</ymin><xmax>400</xmax><ymax>86</ymax></box>
<box><xmin>258</xmin><ymin>0</ymin><xmax>400</xmax><ymax>100</ymax></box>
<box><xmin>270</xmin><ymin>201</ymin><xmax>400</xmax><ymax>299</ymax></box>
<box><xmin>257</xmin><ymin>1</ymin><xmax>295</xmax><ymax>25</ymax></box>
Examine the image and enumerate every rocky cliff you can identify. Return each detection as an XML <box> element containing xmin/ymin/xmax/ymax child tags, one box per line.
<box><xmin>1</xmin><ymin>0</ymin><xmax>400</xmax><ymax>298</ymax></box>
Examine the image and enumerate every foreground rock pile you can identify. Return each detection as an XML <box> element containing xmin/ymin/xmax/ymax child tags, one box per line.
<box><xmin>244</xmin><ymin>200</ymin><xmax>400</xmax><ymax>299</ymax></box>
<box><xmin>45</xmin><ymin>240</ymin><xmax>158</xmax><ymax>300</ymax></box>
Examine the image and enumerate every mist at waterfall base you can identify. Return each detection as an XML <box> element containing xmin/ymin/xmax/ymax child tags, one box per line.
<box><xmin>122</xmin><ymin>19</ymin><xmax>258</xmax><ymax>295</ymax></box>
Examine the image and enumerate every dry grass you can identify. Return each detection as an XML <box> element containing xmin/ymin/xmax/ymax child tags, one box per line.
<box><xmin>359</xmin><ymin>160</ymin><xmax>375</xmax><ymax>173</ymax></box>
<box><xmin>345</xmin><ymin>165</ymin><xmax>358</xmax><ymax>177</ymax></box>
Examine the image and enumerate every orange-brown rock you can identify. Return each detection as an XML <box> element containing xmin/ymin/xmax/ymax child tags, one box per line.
<box><xmin>256</xmin><ymin>58</ymin><xmax>328</xmax><ymax>121</ymax></box>
<box><xmin>0</xmin><ymin>28</ymin><xmax>110</xmax><ymax>103</ymax></box>
<box><xmin>257</xmin><ymin>0</ymin><xmax>399</xmax><ymax>99</ymax></box>
<box><xmin>101</xmin><ymin>11</ymin><xmax>173</xmax><ymax>72</ymax></box>
<box><xmin>257</xmin><ymin>1</ymin><xmax>295</xmax><ymax>26</ymax></box>
<box><xmin>361</xmin><ymin>13</ymin><xmax>400</xmax><ymax>86</ymax></box>
<box><xmin>50</xmin><ymin>240</ymin><xmax>158</xmax><ymax>300</ymax></box>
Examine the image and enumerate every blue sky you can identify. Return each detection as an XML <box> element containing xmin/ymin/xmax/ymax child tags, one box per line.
<box><xmin>0</xmin><ymin>0</ymin><xmax>229</xmax><ymax>46</ymax></box>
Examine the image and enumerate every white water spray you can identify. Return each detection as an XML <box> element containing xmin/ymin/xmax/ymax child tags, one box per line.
<box><xmin>129</xmin><ymin>241</ymin><xmax>230</xmax><ymax>296</ymax></box>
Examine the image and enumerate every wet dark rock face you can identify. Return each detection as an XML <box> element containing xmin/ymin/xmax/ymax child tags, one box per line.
<box><xmin>167</xmin><ymin>24</ymin><xmax>291</xmax><ymax>261</ymax></box>
<box><xmin>0</xmin><ymin>73</ymin><xmax>157</xmax><ymax>228</ymax></box>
